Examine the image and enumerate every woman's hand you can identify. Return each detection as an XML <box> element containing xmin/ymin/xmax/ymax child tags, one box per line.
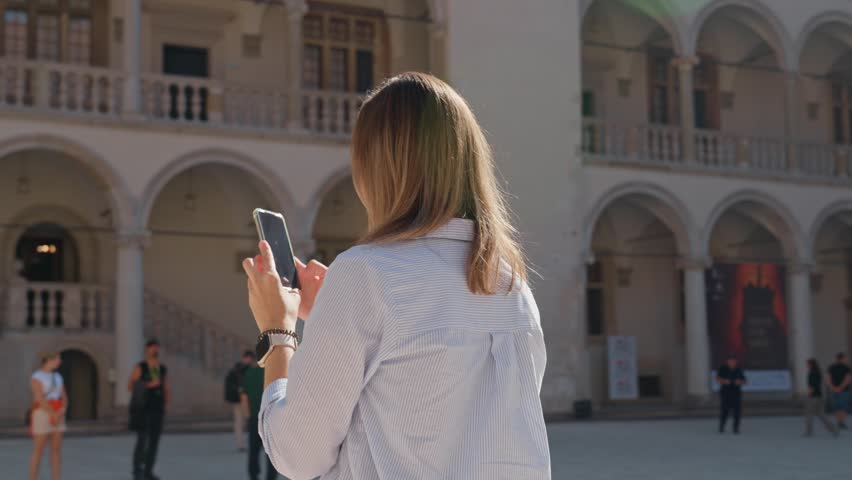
<box><xmin>243</xmin><ymin>241</ymin><xmax>301</xmax><ymax>332</ymax></box>
<box><xmin>295</xmin><ymin>257</ymin><xmax>328</xmax><ymax>320</ymax></box>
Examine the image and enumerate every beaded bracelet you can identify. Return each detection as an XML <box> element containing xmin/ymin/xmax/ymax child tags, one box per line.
<box><xmin>258</xmin><ymin>328</ymin><xmax>300</xmax><ymax>345</ymax></box>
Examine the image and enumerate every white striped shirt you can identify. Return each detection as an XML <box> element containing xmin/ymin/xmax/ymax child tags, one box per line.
<box><xmin>259</xmin><ymin>218</ymin><xmax>550</xmax><ymax>479</ymax></box>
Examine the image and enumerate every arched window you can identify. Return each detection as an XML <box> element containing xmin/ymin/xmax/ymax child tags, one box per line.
<box><xmin>15</xmin><ymin>223</ymin><xmax>80</xmax><ymax>283</ymax></box>
<box><xmin>302</xmin><ymin>3</ymin><xmax>387</xmax><ymax>92</ymax></box>
<box><xmin>0</xmin><ymin>0</ymin><xmax>104</xmax><ymax>65</ymax></box>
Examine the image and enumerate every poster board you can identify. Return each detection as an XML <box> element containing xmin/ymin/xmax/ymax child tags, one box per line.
<box><xmin>608</xmin><ymin>336</ymin><xmax>638</xmax><ymax>400</ymax></box>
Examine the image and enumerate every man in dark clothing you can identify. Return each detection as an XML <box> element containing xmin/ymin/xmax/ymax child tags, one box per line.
<box><xmin>827</xmin><ymin>352</ymin><xmax>852</xmax><ymax>429</ymax></box>
<box><xmin>804</xmin><ymin>358</ymin><xmax>838</xmax><ymax>437</ymax></box>
<box><xmin>227</xmin><ymin>351</ymin><xmax>254</xmax><ymax>451</ymax></box>
<box><xmin>128</xmin><ymin>339</ymin><xmax>169</xmax><ymax>480</ymax></box>
<box><xmin>241</xmin><ymin>353</ymin><xmax>280</xmax><ymax>480</ymax></box>
<box><xmin>716</xmin><ymin>356</ymin><xmax>746</xmax><ymax>434</ymax></box>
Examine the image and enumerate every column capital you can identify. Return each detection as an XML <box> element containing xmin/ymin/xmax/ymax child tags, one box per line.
<box><xmin>788</xmin><ymin>260</ymin><xmax>816</xmax><ymax>275</ymax></box>
<box><xmin>116</xmin><ymin>230</ymin><xmax>151</xmax><ymax>250</ymax></box>
<box><xmin>677</xmin><ymin>256</ymin><xmax>710</xmax><ymax>271</ymax></box>
<box><xmin>671</xmin><ymin>56</ymin><xmax>700</xmax><ymax>70</ymax></box>
<box><xmin>428</xmin><ymin>22</ymin><xmax>446</xmax><ymax>39</ymax></box>
<box><xmin>285</xmin><ymin>0</ymin><xmax>309</xmax><ymax>21</ymax></box>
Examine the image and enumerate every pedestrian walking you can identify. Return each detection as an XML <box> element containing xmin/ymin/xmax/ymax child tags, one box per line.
<box><xmin>803</xmin><ymin>358</ymin><xmax>838</xmax><ymax>437</ymax></box>
<box><xmin>827</xmin><ymin>352</ymin><xmax>851</xmax><ymax>429</ymax></box>
<box><xmin>128</xmin><ymin>339</ymin><xmax>169</xmax><ymax>480</ymax></box>
<box><xmin>226</xmin><ymin>351</ymin><xmax>254</xmax><ymax>451</ymax></box>
<box><xmin>28</xmin><ymin>352</ymin><xmax>67</xmax><ymax>480</ymax></box>
<box><xmin>240</xmin><ymin>352</ymin><xmax>279</xmax><ymax>480</ymax></box>
<box><xmin>717</xmin><ymin>356</ymin><xmax>746</xmax><ymax>434</ymax></box>
<box><xmin>242</xmin><ymin>72</ymin><xmax>549</xmax><ymax>479</ymax></box>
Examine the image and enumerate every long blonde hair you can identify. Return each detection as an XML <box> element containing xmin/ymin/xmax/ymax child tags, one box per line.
<box><xmin>351</xmin><ymin>72</ymin><xmax>526</xmax><ymax>294</ymax></box>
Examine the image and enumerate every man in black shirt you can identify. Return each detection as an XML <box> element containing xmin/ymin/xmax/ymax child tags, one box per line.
<box><xmin>827</xmin><ymin>353</ymin><xmax>852</xmax><ymax>429</ymax></box>
<box><xmin>128</xmin><ymin>339</ymin><xmax>169</xmax><ymax>480</ymax></box>
<box><xmin>716</xmin><ymin>356</ymin><xmax>746</xmax><ymax>434</ymax></box>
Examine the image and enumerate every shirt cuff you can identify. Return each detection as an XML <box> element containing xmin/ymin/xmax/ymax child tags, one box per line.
<box><xmin>261</xmin><ymin>378</ymin><xmax>289</xmax><ymax>415</ymax></box>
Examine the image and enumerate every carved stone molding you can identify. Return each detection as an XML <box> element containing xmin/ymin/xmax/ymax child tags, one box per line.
<box><xmin>677</xmin><ymin>256</ymin><xmax>710</xmax><ymax>271</ymax></box>
<box><xmin>116</xmin><ymin>230</ymin><xmax>152</xmax><ymax>250</ymax></box>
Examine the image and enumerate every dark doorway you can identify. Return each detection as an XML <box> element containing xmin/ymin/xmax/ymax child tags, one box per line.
<box><xmin>58</xmin><ymin>349</ymin><xmax>98</xmax><ymax>421</ymax></box>
<box><xmin>162</xmin><ymin>44</ymin><xmax>209</xmax><ymax>121</ymax></box>
<box><xmin>15</xmin><ymin>223</ymin><xmax>80</xmax><ymax>283</ymax></box>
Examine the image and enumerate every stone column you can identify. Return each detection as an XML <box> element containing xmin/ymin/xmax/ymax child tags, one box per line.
<box><xmin>114</xmin><ymin>230</ymin><xmax>149</xmax><ymax>406</ymax></box>
<box><xmin>122</xmin><ymin>0</ymin><xmax>142</xmax><ymax>116</ymax></box>
<box><xmin>788</xmin><ymin>262</ymin><xmax>815</xmax><ymax>396</ymax></box>
<box><xmin>428</xmin><ymin>23</ymin><xmax>446</xmax><ymax>79</ymax></box>
<box><xmin>293</xmin><ymin>238</ymin><xmax>317</xmax><ymax>262</ymax></box>
<box><xmin>784</xmin><ymin>73</ymin><xmax>800</xmax><ymax>172</ymax></box>
<box><xmin>681</xmin><ymin>257</ymin><xmax>711</xmax><ymax>401</ymax></box>
<box><xmin>285</xmin><ymin>0</ymin><xmax>308</xmax><ymax>132</ymax></box>
<box><xmin>673</xmin><ymin>57</ymin><xmax>699</xmax><ymax>164</ymax></box>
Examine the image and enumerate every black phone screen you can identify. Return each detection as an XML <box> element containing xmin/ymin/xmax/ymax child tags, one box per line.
<box><xmin>253</xmin><ymin>209</ymin><xmax>299</xmax><ymax>289</ymax></box>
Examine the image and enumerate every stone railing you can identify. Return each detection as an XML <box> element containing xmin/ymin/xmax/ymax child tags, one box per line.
<box><xmin>144</xmin><ymin>289</ymin><xmax>251</xmax><ymax>376</ymax></box>
<box><xmin>223</xmin><ymin>85</ymin><xmax>289</xmax><ymax>130</ymax></box>
<box><xmin>583</xmin><ymin>118</ymin><xmax>852</xmax><ymax>183</ymax></box>
<box><xmin>0</xmin><ymin>60</ymin><xmax>123</xmax><ymax>116</ymax></box>
<box><xmin>797</xmin><ymin>142</ymin><xmax>852</xmax><ymax>178</ymax></box>
<box><xmin>0</xmin><ymin>59</ymin><xmax>363</xmax><ymax>138</ymax></box>
<box><xmin>581</xmin><ymin>119</ymin><xmax>682</xmax><ymax>165</ymax></box>
<box><xmin>302</xmin><ymin>90</ymin><xmax>362</xmax><ymax>136</ymax></box>
<box><xmin>4</xmin><ymin>282</ymin><xmax>112</xmax><ymax>331</ymax></box>
<box><xmin>141</xmin><ymin>73</ymin><xmax>217</xmax><ymax>124</ymax></box>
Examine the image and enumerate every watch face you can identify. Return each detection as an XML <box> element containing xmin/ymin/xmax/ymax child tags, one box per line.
<box><xmin>256</xmin><ymin>335</ymin><xmax>271</xmax><ymax>360</ymax></box>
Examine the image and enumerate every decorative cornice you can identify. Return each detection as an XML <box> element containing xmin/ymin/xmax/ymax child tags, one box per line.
<box><xmin>788</xmin><ymin>261</ymin><xmax>816</xmax><ymax>275</ymax></box>
<box><xmin>671</xmin><ymin>56</ymin><xmax>700</xmax><ymax>70</ymax></box>
<box><xmin>677</xmin><ymin>256</ymin><xmax>710</xmax><ymax>271</ymax></box>
<box><xmin>285</xmin><ymin>0</ymin><xmax>308</xmax><ymax>20</ymax></box>
<box><xmin>116</xmin><ymin>230</ymin><xmax>152</xmax><ymax>250</ymax></box>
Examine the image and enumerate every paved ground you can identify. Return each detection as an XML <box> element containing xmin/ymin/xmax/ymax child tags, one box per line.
<box><xmin>2</xmin><ymin>416</ymin><xmax>850</xmax><ymax>479</ymax></box>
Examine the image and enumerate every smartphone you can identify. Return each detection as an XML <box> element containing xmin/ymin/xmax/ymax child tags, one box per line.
<box><xmin>252</xmin><ymin>208</ymin><xmax>299</xmax><ymax>289</ymax></box>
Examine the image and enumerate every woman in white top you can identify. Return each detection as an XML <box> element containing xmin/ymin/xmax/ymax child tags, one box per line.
<box><xmin>243</xmin><ymin>72</ymin><xmax>550</xmax><ymax>479</ymax></box>
<box><xmin>29</xmin><ymin>352</ymin><xmax>67</xmax><ymax>480</ymax></box>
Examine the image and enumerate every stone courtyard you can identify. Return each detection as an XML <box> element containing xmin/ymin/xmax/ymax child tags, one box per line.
<box><xmin>2</xmin><ymin>416</ymin><xmax>850</xmax><ymax>479</ymax></box>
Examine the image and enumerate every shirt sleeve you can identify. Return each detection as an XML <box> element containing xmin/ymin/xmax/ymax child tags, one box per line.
<box><xmin>258</xmin><ymin>251</ymin><xmax>393</xmax><ymax>480</ymax></box>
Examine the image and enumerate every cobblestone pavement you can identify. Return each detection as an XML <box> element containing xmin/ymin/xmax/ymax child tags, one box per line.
<box><xmin>2</xmin><ymin>416</ymin><xmax>850</xmax><ymax>479</ymax></box>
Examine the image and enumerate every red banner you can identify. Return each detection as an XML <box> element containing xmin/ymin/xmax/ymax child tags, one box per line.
<box><xmin>705</xmin><ymin>263</ymin><xmax>789</xmax><ymax>371</ymax></box>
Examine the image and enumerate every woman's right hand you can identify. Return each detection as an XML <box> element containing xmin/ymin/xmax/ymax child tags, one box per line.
<box><xmin>295</xmin><ymin>258</ymin><xmax>328</xmax><ymax>320</ymax></box>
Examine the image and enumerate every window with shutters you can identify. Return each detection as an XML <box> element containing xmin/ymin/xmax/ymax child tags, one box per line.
<box><xmin>0</xmin><ymin>0</ymin><xmax>100</xmax><ymax>64</ymax></box>
<box><xmin>832</xmin><ymin>83</ymin><xmax>852</xmax><ymax>144</ymax></box>
<box><xmin>302</xmin><ymin>4</ymin><xmax>386</xmax><ymax>92</ymax></box>
<box><xmin>647</xmin><ymin>49</ymin><xmax>719</xmax><ymax>129</ymax></box>
<box><xmin>586</xmin><ymin>262</ymin><xmax>605</xmax><ymax>337</ymax></box>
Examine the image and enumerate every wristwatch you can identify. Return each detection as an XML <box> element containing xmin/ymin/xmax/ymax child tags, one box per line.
<box><xmin>256</xmin><ymin>330</ymin><xmax>299</xmax><ymax>368</ymax></box>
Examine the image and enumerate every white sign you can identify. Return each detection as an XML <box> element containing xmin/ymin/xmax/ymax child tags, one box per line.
<box><xmin>709</xmin><ymin>369</ymin><xmax>792</xmax><ymax>393</ymax></box>
<box><xmin>608</xmin><ymin>336</ymin><xmax>638</xmax><ymax>400</ymax></box>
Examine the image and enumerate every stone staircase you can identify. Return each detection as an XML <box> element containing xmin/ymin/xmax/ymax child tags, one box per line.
<box><xmin>143</xmin><ymin>289</ymin><xmax>252</xmax><ymax>378</ymax></box>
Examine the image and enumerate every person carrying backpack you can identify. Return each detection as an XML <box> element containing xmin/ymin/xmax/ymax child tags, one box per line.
<box><xmin>226</xmin><ymin>351</ymin><xmax>254</xmax><ymax>451</ymax></box>
<box><xmin>127</xmin><ymin>339</ymin><xmax>169</xmax><ymax>480</ymax></box>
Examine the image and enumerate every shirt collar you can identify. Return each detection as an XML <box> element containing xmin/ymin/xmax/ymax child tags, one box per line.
<box><xmin>422</xmin><ymin>218</ymin><xmax>474</xmax><ymax>242</ymax></box>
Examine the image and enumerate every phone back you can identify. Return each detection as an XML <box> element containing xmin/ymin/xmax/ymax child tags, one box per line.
<box><xmin>254</xmin><ymin>209</ymin><xmax>299</xmax><ymax>289</ymax></box>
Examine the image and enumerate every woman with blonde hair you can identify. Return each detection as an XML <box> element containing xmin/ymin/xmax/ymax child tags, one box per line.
<box><xmin>29</xmin><ymin>352</ymin><xmax>67</xmax><ymax>480</ymax></box>
<box><xmin>243</xmin><ymin>72</ymin><xmax>549</xmax><ymax>479</ymax></box>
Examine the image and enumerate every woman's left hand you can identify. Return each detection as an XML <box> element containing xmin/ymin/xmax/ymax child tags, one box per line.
<box><xmin>243</xmin><ymin>241</ymin><xmax>301</xmax><ymax>332</ymax></box>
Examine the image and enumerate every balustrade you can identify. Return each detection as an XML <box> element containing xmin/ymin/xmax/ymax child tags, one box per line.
<box><xmin>141</xmin><ymin>73</ymin><xmax>216</xmax><ymax>123</ymax></box>
<box><xmin>223</xmin><ymin>86</ymin><xmax>288</xmax><ymax>130</ymax></box>
<box><xmin>144</xmin><ymin>290</ymin><xmax>249</xmax><ymax>375</ymax></box>
<box><xmin>5</xmin><ymin>283</ymin><xmax>111</xmax><ymax>331</ymax></box>
<box><xmin>302</xmin><ymin>90</ymin><xmax>362</xmax><ymax>136</ymax></box>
